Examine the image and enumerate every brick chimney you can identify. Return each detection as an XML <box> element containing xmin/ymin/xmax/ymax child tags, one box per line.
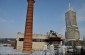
<box><xmin>23</xmin><ymin>0</ymin><xmax>34</xmax><ymax>52</ymax></box>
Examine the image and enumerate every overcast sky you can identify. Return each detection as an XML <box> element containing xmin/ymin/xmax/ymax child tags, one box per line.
<box><xmin>0</xmin><ymin>0</ymin><xmax>85</xmax><ymax>39</ymax></box>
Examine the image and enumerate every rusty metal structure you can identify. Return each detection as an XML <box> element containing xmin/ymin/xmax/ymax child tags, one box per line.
<box><xmin>23</xmin><ymin>0</ymin><xmax>35</xmax><ymax>52</ymax></box>
<box><xmin>46</xmin><ymin>30</ymin><xmax>63</xmax><ymax>46</ymax></box>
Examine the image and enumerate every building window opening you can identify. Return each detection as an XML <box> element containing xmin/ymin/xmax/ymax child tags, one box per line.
<box><xmin>19</xmin><ymin>38</ymin><xmax>24</xmax><ymax>41</ymax></box>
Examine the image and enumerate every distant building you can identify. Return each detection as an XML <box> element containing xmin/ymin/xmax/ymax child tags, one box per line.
<box><xmin>65</xmin><ymin>3</ymin><xmax>80</xmax><ymax>40</ymax></box>
<box><xmin>64</xmin><ymin>4</ymin><xmax>82</xmax><ymax>54</ymax></box>
<box><xmin>0</xmin><ymin>38</ymin><xmax>16</xmax><ymax>49</ymax></box>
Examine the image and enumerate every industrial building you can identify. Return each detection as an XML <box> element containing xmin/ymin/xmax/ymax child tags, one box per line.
<box><xmin>16</xmin><ymin>31</ymin><xmax>63</xmax><ymax>51</ymax></box>
<box><xmin>17</xmin><ymin>32</ymin><xmax>48</xmax><ymax>51</ymax></box>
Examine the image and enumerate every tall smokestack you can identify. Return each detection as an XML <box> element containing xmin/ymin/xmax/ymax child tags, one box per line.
<box><xmin>23</xmin><ymin>0</ymin><xmax>34</xmax><ymax>52</ymax></box>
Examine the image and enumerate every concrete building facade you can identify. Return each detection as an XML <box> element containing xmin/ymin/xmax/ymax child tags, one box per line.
<box><xmin>17</xmin><ymin>32</ymin><xmax>48</xmax><ymax>51</ymax></box>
